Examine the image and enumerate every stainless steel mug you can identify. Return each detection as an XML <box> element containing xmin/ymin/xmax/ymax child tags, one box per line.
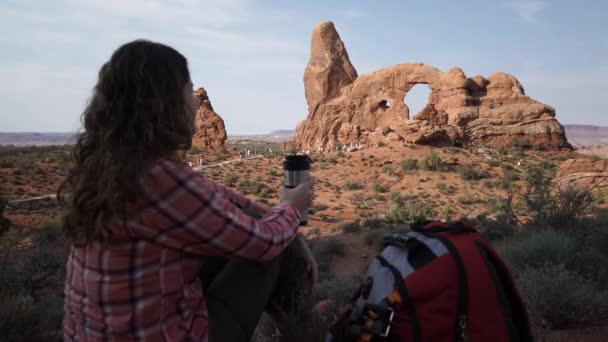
<box><xmin>283</xmin><ymin>155</ymin><xmax>312</xmax><ymax>226</ymax></box>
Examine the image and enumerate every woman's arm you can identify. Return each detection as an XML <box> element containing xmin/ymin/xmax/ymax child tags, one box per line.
<box><xmin>133</xmin><ymin>159</ymin><xmax>300</xmax><ymax>260</ymax></box>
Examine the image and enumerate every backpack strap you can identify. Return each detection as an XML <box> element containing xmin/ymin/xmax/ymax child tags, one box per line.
<box><xmin>474</xmin><ymin>241</ymin><xmax>534</xmax><ymax>342</ymax></box>
<box><xmin>414</xmin><ymin>225</ymin><xmax>470</xmax><ymax>342</ymax></box>
<box><xmin>375</xmin><ymin>255</ymin><xmax>421</xmax><ymax>342</ymax></box>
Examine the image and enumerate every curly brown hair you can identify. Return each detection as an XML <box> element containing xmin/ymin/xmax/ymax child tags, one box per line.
<box><xmin>58</xmin><ymin>40</ymin><xmax>195</xmax><ymax>245</ymax></box>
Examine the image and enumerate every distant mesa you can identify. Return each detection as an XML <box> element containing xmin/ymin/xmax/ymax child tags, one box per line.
<box><xmin>295</xmin><ymin>21</ymin><xmax>571</xmax><ymax>150</ymax></box>
<box><xmin>191</xmin><ymin>87</ymin><xmax>227</xmax><ymax>149</ymax></box>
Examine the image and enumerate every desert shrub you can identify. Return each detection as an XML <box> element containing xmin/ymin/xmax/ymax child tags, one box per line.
<box><xmin>498</xmin><ymin>229</ymin><xmax>576</xmax><ymax>274</ymax></box>
<box><xmin>457</xmin><ymin>195</ymin><xmax>485</xmax><ymax>205</ymax></box>
<box><xmin>377</xmin><ymin>142</ymin><xmax>386</xmax><ymax>147</ymax></box>
<box><xmin>267</xmin><ymin>168</ymin><xmax>278</xmax><ymax>177</ymax></box>
<box><xmin>342</xmin><ymin>180</ymin><xmax>362</xmax><ymax>190</ymax></box>
<box><xmin>340</xmin><ymin>220</ymin><xmax>361</xmax><ymax>234</ymax></box>
<box><xmin>590</xmin><ymin>154</ymin><xmax>601</xmax><ymax>162</ymax></box>
<box><xmin>419</xmin><ymin>153</ymin><xmax>444</xmax><ymax>171</ymax></box>
<box><xmin>371</xmin><ymin>184</ymin><xmax>387</xmax><ymax>194</ymax></box>
<box><xmin>0</xmin><ymin>293</ymin><xmax>64</xmax><ymax>341</ymax></box>
<box><xmin>482</xmin><ymin>180</ymin><xmax>494</xmax><ymax>189</ymax></box>
<box><xmin>516</xmin><ymin>264</ymin><xmax>608</xmax><ymax>329</ymax></box>
<box><xmin>524</xmin><ymin>181</ymin><xmax>595</xmax><ymax>231</ymax></box>
<box><xmin>257</xmin><ymin>188</ymin><xmax>270</xmax><ymax>199</ymax></box>
<box><xmin>436</xmin><ymin>182</ymin><xmax>447</xmax><ymax>191</ymax></box>
<box><xmin>382</xmin><ymin>165</ymin><xmax>395</xmax><ymax>176</ymax></box>
<box><xmin>497</xmin><ymin>146</ymin><xmax>509</xmax><ymax>155</ymax></box>
<box><xmin>336</xmin><ymin>150</ymin><xmax>344</xmax><ymax>158</ymax></box>
<box><xmin>480</xmin><ymin>217</ymin><xmax>516</xmax><ymax>241</ymax></box>
<box><xmin>457</xmin><ymin>164</ymin><xmax>489</xmax><ymax>180</ymax></box>
<box><xmin>311</xmin><ymin>238</ymin><xmax>346</xmax><ymax>277</ymax></box>
<box><xmin>0</xmin><ymin>198</ymin><xmax>11</xmax><ymax>236</ymax></box>
<box><xmin>388</xmin><ymin>192</ymin><xmax>401</xmax><ymax>202</ymax></box>
<box><xmin>364</xmin><ymin>230</ymin><xmax>385</xmax><ymax>249</ymax></box>
<box><xmin>386</xmin><ymin>196</ymin><xmax>435</xmax><ymax>225</ymax></box>
<box><xmin>399</xmin><ymin>158</ymin><xmax>418</xmax><ymax>172</ymax></box>
<box><xmin>509</xmin><ymin>137</ymin><xmax>532</xmax><ymax>149</ymax></box>
<box><xmin>487</xmin><ymin>159</ymin><xmax>500</xmax><ymax>167</ymax></box>
<box><xmin>224</xmin><ymin>173</ymin><xmax>238</xmax><ymax>187</ymax></box>
<box><xmin>362</xmin><ymin>218</ymin><xmax>387</xmax><ymax>229</ymax></box>
<box><xmin>33</xmin><ymin>218</ymin><xmax>62</xmax><ymax>246</ymax></box>
<box><xmin>594</xmin><ymin>186</ymin><xmax>608</xmax><ymax>204</ymax></box>
<box><xmin>0</xmin><ymin>218</ymin><xmax>68</xmax><ymax>341</ymax></box>
<box><xmin>438</xmin><ymin>204</ymin><xmax>455</xmax><ymax>221</ymax></box>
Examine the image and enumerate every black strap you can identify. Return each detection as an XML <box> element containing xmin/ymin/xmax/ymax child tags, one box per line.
<box><xmin>376</xmin><ymin>255</ymin><xmax>421</xmax><ymax>342</ymax></box>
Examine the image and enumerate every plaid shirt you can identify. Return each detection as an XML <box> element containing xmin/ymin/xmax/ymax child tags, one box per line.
<box><xmin>63</xmin><ymin>155</ymin><xmax>301</xmax><ymax>341</ymax></box>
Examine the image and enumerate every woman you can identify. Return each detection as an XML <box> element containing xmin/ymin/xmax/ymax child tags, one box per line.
<box><xmin>59</xmin><ymin>40</ymin><xmax>315</xmax><ymax>341</ymax></box>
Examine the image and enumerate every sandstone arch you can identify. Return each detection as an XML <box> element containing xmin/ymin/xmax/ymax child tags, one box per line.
<box><xmin>295</xmin><ymin>21</ymin><xmax>570</xmax><ymax>150</ymax></box>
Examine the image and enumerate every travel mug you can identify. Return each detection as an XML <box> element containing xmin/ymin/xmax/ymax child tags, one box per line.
<box><xmin>283</xmin><ymin>155</ymin><xmax>312</xmax><ymax>225</ymax></box>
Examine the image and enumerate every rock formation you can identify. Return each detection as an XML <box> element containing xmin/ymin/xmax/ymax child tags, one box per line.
<box><xmin>192</xmin><ymin>87</ymin><xmax>227</xmax><ymax>149</ymax></box>
<box><xmin>295</xmin><ymin>21</ymin><xmax>571</xmax><ymax>150</ymax></box>
<box><xmin>556</xmin><ymin>159</ymin><xmax>608</xmax><ymax>190</ymax></box>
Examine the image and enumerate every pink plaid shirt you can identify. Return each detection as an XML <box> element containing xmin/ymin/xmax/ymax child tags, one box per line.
<box><xmin>63</xmin><ymin>155</ymin><xmax>301</xmax><ymax>341</ymax></box>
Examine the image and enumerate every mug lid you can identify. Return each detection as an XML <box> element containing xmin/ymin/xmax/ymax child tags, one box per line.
<box><xmin>283</xmin><ymin>154</ymin><xmax>312</xmax><ymax>171</ymax></box>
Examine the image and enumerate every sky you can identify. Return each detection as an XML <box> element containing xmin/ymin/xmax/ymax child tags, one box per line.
<box><xmin>1</xmin><ymin>0</ymin><xmax>607</xmax><ymax>135</ymax></box>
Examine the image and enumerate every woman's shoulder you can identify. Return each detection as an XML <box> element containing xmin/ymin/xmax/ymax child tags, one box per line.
<box><xmin>142</xmin><ymin>154</ymin><xmax>193</xmax><ymax>187</ymax></box>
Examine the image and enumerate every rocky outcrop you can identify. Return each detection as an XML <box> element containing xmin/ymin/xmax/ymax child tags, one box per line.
<box><xmin>295</xmin><ymin>21</ymin><xmax>571</xmax><ymax>150</ymax></box>
<box><xmin>556</xmin><ymin>158</ymin><xmax>608</xmax><ymax>190</ymax></box>
<box><xmin>192</xmin><ymin>87</ymin><xmax>227</xmax><ymax>149</ymax></box>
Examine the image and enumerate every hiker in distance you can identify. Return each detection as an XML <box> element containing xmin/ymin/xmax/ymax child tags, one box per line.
<box><xmin>59</xmin><ymin>40</ymin><xmax>316</xmax><ymax>341</ymax></box>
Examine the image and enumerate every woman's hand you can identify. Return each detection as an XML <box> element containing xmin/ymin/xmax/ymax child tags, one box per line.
<box><xmin>298</xmin><ymin>235</ymin><xmax>318</xmax><ymax>289</ymax></box>
<box><xmin>279</xmin><ymin>179</ymin><xmax>315</xmax><ymax>215</ymax></box>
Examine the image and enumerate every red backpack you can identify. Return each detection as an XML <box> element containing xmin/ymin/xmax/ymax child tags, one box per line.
<box><xmin>325</xmin><ymin>221</ymin><xmax>533</xmax><ymax>342</ymax></box>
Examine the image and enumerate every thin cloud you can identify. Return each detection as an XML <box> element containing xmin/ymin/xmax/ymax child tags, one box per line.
<box><xmin>504</xmin><ymin>1</ymin><xmax>548</xmax><ymax>23</ymax></box>
<box><xmin>343</xmin><ymin>9</ymin><xmax>367</xmax><ymax>18</ymax></box>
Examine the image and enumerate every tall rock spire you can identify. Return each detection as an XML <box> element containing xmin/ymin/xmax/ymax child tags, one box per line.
<box><xmin>304</xmin><ymin>21</ymin><xmax>358</xmax><ymax>114</ymax></box>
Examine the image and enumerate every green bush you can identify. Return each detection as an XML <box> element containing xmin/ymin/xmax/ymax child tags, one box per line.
<box><xmin>594</xmin><ymin>186</ymin><xmax>608</xmax><ymax>204</ymax></box>
<box><xmin>382</xmin><ymin>165</ymin><xmax>395</xmax><ymax>176</ymax></box>
<box><xmin>342</xmin><ymin>180</ymin><xmax>362</xmax><ymax>190</ymax></box>
<box><xmin>436</xmin><ymin>182</ymin><xmax>447</xmax><ymax>191</ymax></box>
<box><xmin>0</xmin><ymin>198</ymin><xmax>11</xmax><ymax>236</ymax></box>
<box><xmin>386</xmin><ymin>197</ymin><xmax>435</xmax><ymax>225</ymax></box>
<box><xmin>340</xmin><ymin>220</ymin><xmax>361</xmax><ymax>234</ymax></box>
<box><xmin>497</xmin><ymin>146</ymin><xmax>509</xmax><ymax>155</ymax></box>
<box><xmin>419</xmin><ymin>153</ymin><xmax>444</xmax><ymax>171</ymax></box>
<box><xmin>364</xmin><ymin>230</ymin><xmax>386</xmax><ymax>251</ymax></box>
<box><xmin>224</xmin><ymin>173</ymin><xmax>238</xmax><ymax>187</ymax></box>
<box><xmin>399</xmin><ymin>158</ymin><xmax>418</xmax><ymax>172</ymax></box>
<box><xmin>362</xmin><ymin>218</ymin><xmax>387</xmax><ymax>229</ymax></box>
<box><xmin>457</xmin><ymin>164</ymin><xmax>489</xmax><ymax>180</ymax></box>
<box><xmin>257</xmin><ymin>188</ymin><xmax>270</xmax><ymax>199</ymax></box>
<box><xmin>498</xmin><ymin>229</ymin><xmax>576</xmax><ymax>274</ymax></box>
<box><xmin>33</xmin><ymin>218</ymin><xmax>62</xmax><ymax>246</ymax></box>
<box><xmin>371</xmin><ymin>184</ymin><xmax>387</xmax><ymax>194</ymax></box>
<box><xmin>267</xmin><ymin>169</ymin><xmax>278</xmax><ymax>177</ymax></box>
<box><xmin>0</xmin><ymin>293</ymin><xmax>64</xmax><ymax>341</ymax></box>
<box><xmin>516</xmin><ymin>264</ymin><xmax>608</xmax><ymax>329</ymax></box>
<box><xmin>311</xmin><ymin>238</ymin><xmax>346</xmax><ymax>277</ymax></box>
<box><xmin>481</xmin><ymin>218</ymin><xmax>515</xmax><ymax>241</ymax></box>
<box><xmin>438</xmin><ymin>204</ymin><xmax>455</xmax><ymax>221</ymax></box>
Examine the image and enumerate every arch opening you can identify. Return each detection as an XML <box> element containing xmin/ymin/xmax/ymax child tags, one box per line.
<box><xmin>404</xmin><ymin>83</ymin><xmax>431</xmax><ymax>118</ymax></box>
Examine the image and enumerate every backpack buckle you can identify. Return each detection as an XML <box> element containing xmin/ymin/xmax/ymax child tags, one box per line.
<box><xmin>378</xmin><ymin>305</ymin><xmax>395</xmax><ymax>337</ymax></box>
<box><xmin>360</xmin><ymin>302</ymin><xmax>395</xmax><ymax>338</ymax></box>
